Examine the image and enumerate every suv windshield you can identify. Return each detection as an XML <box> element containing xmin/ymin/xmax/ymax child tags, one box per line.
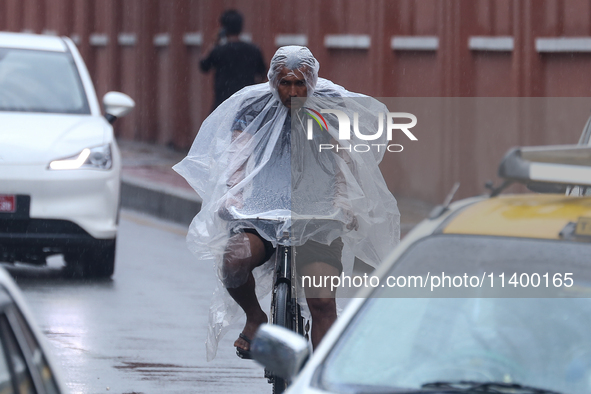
<box><xmin>318</xmin><ymin>235</ymin><xmax>591</xmax><ymax>394</ymax></box>
<box><xmin>0</xmin><ymin>47</ymin><xmax>89</xmax><ymax>114</ymax></box>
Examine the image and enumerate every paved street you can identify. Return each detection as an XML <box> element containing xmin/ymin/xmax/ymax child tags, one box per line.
<box><xmin>6</xmin><ymin>210</ymin><xmax>270</xmax><ymax>394</ymax></box>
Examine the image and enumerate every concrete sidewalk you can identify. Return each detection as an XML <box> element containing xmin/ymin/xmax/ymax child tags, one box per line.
<box><xmin>118</xmin><ymin>139</ymin><xmax>434</xmax><ymax>233</ymax></box>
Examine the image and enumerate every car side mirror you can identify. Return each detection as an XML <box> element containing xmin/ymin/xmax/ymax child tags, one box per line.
<box><xmin>103</xmin><ymin>92</ymin><xmax>135</xmax><ymax>124</ymax></box>
<box><xmin>251</xmin><ymin>324</ymin><xmax>310</xmax><ymax>381</ymax></box>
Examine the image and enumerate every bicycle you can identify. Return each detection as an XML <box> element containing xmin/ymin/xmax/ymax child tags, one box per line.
<box><xmin>228</xmin><ymin>207</ymin><xmax>342</xmax><ymax>393</ymax></box>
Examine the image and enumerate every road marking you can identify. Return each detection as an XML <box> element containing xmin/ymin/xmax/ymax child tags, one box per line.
<box><xmin>120</xmin><ymin>210</ymin><xmax>188</xmax><ymax>236</ymax></box>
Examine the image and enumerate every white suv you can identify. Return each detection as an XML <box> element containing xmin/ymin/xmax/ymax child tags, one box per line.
<box><xmin>0</xmin><ymin>32</ymin><xmax>134</xmax><ymax>278</ymax></box>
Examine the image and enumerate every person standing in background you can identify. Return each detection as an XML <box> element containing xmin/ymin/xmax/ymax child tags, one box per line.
<box><xmin>200</xmin><ymin>10</ymin><xmax>267</xmax><ymax>111</ymax></box>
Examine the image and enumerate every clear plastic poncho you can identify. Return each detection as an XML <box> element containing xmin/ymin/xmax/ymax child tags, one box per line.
<box><xmin>173</xmin><ymin>46</ymin><xmax>400</xmax><ymax>360</ymax></box>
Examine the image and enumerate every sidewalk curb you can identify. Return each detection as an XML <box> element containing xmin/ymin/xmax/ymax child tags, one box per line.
<box><xmin>120</xmin><ymin>175</ymin><xmax>201</xmax><ymax>226</ymax></box>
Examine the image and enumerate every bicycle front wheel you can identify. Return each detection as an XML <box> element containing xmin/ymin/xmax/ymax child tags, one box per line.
<box><xmin>273</xmin><ymin>281</ymin><xmax>291</xmax><ymax>329</ymax></box>
<box><xmin>272</xmin><ymin>282</ymin><xmax>290</xmax><ymax>393</ymax></box>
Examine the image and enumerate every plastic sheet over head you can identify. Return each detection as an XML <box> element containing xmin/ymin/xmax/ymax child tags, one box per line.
<box><xmin>173</xmin><ymin>46</ymin><xmax>400</xmax><ymax>360</ymax></box>
<box><xmin>268</xmin><ymin>45</ymin><xmax>319</xmax><ymax>101</ymax></box>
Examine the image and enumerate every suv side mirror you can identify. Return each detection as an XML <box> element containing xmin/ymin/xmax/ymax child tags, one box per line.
<box><xmin>251</xmin><ymin>324</ymin><xmax>310</xmax><ymax>381</ymax></box>
<box><xmin>103</xmin><ymin>92</ymin><xmax>135</xmax><ymax>124</ymax></box>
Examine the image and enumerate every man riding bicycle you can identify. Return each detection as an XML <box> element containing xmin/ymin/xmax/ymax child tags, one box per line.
<box><xmin>174</xmin><ymin>46</ymin><xmax>400</xmax><ymax>361</ymax></box>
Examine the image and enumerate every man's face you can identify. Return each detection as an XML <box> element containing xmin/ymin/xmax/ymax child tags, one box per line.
<box><xmin>276</xmin><ymin>67</ymin><xmax>308</xmax><ymax>109</ymax></box>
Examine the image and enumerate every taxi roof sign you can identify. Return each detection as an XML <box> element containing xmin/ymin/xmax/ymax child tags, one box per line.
<box><xmin>499</xmin><ymin>145</ymin><xmax>591</xmax><ymax>187</ymax></box>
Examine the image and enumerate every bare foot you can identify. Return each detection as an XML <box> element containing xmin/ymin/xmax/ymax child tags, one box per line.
<box><xmin>234</xmin><ymin>311</ymin><xmax>268</xmax><ymax>351</ymax></box>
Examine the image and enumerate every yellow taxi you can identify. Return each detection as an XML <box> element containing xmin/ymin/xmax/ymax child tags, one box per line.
<box><xmin>252</xmin><ymin>143</ymin><xmax>591</xmax><ymax>394</ymax></box>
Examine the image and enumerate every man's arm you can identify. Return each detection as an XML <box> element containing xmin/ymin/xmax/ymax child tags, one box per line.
<box><xmin>226</xmin><ymin>130</ymin><xmax>249</xmax><ymax>189</ymax></box>
<box><xmin>218</xmin><ymin>129</ymin><xmax>251</xmax><ymax>219</ymax></box>
<box><xmin>333</xmin><ymin>142</ymin><xmax>359</xmax><ymax>231</ymax></box>
<box><xmin>199</xmin><ymin>44</ymin><xmax>218</xmax><ymax>73</ymax></box>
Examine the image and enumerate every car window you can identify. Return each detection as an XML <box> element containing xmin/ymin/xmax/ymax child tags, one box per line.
<box><xmin>0</xmin><ymin>316</ymin><xmax>36</xmax><ymax>394</ymax></box>
<box><xmin>321</xmin><ymin>297</ymin><xmax>591</xmax><ymax>394</ymax></box>
<box><xmin>10</xmin><ymin>307</ymin><xmax>58</xmax><ymax>394</ymax></box>
<box><xmin>318</xmin><ymin>236</ymin><xmax>591</xmax><ymax>394</ymax></box>
<box><xmin>0</xmin><ymin>47</ymin><xmax>90</xmax><ymax>114</ymax></box>
<box><xmin>391</xmin><ymin>235</ymin><xmax>591</xmax><ymax>277</ymax></box>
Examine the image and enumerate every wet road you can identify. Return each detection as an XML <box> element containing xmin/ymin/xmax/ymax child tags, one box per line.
<box><xmin>6</xmin><ymin>210</ymin><xmax>270</xmax><ymax>394</ymax></box>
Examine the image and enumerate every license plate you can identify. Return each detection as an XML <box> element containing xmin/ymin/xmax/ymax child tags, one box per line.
<box><xmin>0</xmin><ymin>195</ymin><xmax>16</xmax><ymax>213</ymax></box>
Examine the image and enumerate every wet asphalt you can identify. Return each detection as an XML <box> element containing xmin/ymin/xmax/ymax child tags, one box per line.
<box><xmin>6</xmin><ymin>210</ymin><xmax>270</xmax><ymax>394</ymax></box>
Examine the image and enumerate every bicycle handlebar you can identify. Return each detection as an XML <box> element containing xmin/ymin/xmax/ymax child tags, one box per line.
<box><xmin>228</xmin><ymin>206</ymin><xmax>341</xmax><ymax>222</ymax></box>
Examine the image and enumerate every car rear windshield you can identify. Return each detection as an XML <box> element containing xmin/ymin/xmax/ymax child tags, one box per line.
<box><xmin>0</xmin><ymin>47</ymin><xmax>90</xmax><ymax>114</ymax></box>
<box><xmin>318</xmin><ymin>235</ymin><xmax>591</xmax><ymax>394</ymax></box>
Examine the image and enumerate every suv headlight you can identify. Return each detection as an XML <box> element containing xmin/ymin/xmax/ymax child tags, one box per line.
<box><xmin>49</xmin><ymin>144</ymin><xmax>112</xmax><ymax>170</ymax></box>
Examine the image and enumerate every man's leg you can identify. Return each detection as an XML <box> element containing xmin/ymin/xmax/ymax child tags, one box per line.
<box><xmin>222</xmin><ymin>232</ymin><xmax>269</xmax><ymax>351</ymax></box>
<box><xmin>300</xmin><ymin>261</ymin><xmax>340</xmax><ymax>349</ymax></box>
